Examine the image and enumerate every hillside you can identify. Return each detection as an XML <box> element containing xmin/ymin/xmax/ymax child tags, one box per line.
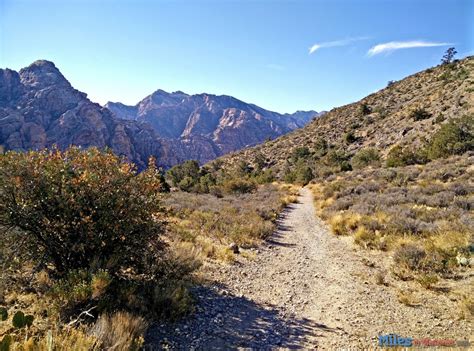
<box><xmin>219</xmin><ymin>57</ymin><xmax>473</xmax><ymax>174</ymax></box>
<box><xmin>106</xmin><ymin>91</ymin><xmax>321</xmax><ymax>164</ymax></box>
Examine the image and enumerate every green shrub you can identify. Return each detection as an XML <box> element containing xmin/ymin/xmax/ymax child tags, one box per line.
<box><xmin>0</xmin><ymin>147</ymin><xmax>167</xmax><ymax>276</ymax></box>
<box><xmin>410</xmin><ymin>108</ymin><xmax>431</xmax><ymax>121</ymax></box>
<box><xmin>426</xmin><ymin>115</ymin><xmax>474</xmax><ymax>159</ymax></box>
<box><xmin>351</xmin><ymin>148</ymin><xmax>381</xmax><ymax>169</ymax></box>
<box><xmin>166</xmin><ymin>160</ymin><xmax>200</xmax><ymax>190</ymax></box>
<box><xmin>290</xmin><ymin>146</ymin><xmax>311</xmax><ymax>161</ymax></box>
<box><xmin>222</xmin><ymin>179</ymin><xmax>257</xmax><ymax>194</ymax></box>
<box><xmin>386</xmin><ymin>145</ymin><xmax>427</xmax><ymax>167</ymax></box>
<box><xmin>295</xmin><ymin>165</ymin><xmax>314</xmax><ymax>185</ymax></box>
<box><xmin>360</xmin><ymin>103</ymin><xmax>371</xmax><ymax>115</ymax></box>
<box><xmin>344</xmin><ymin>131</ymin><xmax>357</xmax><ymax>144</ymax></box>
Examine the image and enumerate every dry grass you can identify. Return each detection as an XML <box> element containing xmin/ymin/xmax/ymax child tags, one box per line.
<box><xmin>164</xmin><ymin>183</ymin><xmax>297</xmax><ymax>262</ymax></box>
<box><xmin>328</xmin><ymin>212</ymin><xmax>361</xmax><ymax>236</ymax></box>
<box><xmin>397</xmin><ymin>289</ymin><xmax>419</xmax><ymax>306</ymax></box>
<box><xmin>91</xmin><ymin>312</ymin><xmax>147</xmax><ymax>350</ymax></box>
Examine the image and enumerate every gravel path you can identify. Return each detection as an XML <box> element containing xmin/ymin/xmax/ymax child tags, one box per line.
<box><xmin>146</xmin><ymin>188</ymin><xmax>472</xmax><ymax>349</ymax></box>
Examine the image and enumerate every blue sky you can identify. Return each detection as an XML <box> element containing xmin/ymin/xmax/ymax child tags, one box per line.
<box><xmin>0</xmin><ymin>0</ymin><xmax>472</xmax><ymax>113</ymax></box>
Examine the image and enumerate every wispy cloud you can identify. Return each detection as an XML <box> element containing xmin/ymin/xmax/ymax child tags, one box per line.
<box><xmin>309</xmin><ymin>36</ymin><xmax>368</xmax><ymax>54</ymax></box>
<box><xmin>367</xmin><ymin>40</ymin><xmax>451</xmax><ymax>56</ymax></box>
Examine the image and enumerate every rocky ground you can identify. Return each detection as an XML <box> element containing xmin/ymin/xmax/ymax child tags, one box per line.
<box><xmin>146</xmin><ymin>188</ymin><xmax>472</xmax><ymax>349</ymax></box>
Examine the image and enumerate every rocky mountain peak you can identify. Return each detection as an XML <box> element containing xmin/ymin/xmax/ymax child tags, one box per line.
<box><xmin>19</xmin><ymin>60</ymin><xmax>70</xmax><ymax>89</ymax></box>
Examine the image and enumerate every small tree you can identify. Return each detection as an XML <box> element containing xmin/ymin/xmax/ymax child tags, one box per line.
<box><xmin>0</xmin><ymin>147</ymin><xmax>167</xmax><ymax>276</ymax></box>
<box><xmin>441</xmin><ymin>47</ymin><xmax>457</xmax><ymax>65</ymax></box>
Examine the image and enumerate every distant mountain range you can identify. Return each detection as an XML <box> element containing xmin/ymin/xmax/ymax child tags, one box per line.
<box><xmin>105</xmin><ymin>91</ymin><xmax>322</xmax><ymax>163</ymax></box>
<box><xmin>0</xmin><ymin>60</ymin><xmax>321</xmax><ymax>168</ymax></box>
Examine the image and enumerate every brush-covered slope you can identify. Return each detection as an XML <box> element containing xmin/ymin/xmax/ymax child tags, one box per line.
<box><xmin>106</xmin><ymin>91</ymin><xmax>321</xmax><ymax>164</ymax></box>
<box><xmin>219</xmin><ymin>56</ymin><xmax>473</xmax><ymax>173</ymax></box>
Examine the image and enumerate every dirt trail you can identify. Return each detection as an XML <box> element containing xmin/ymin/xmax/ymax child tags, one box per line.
<box><xmin>147</xmin><ymin>188</ymin><xmax>471</xmax><ymax>349</ymax></box>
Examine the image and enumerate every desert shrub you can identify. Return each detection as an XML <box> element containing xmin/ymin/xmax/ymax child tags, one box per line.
<box><xmin>433</xmin><ymin>114</ymin><xmax>446</xmax><ymax>124</ymax></box>
<box><xmin>222</xmin><ymin>179</ymin><xmax>257</xmax><ymax>194</ymax></box>
<box><xmin>282</xmin><ymin>159</ymin><xmax>314</xmax><ymax>185</ymax></box>
<box><xmin>235</xmin><ymin>160</ymin><xmax>254</xmax><ymax>177</ymax></box>
<box><xmin>425</xmin><ymin>115</ymin><xmax>474</xmax><ymax>159</ymax></box>
<box><xmin>394</xmin><ymin>244</ymin><xmax>427</xmax><ymax>271</ymax></box>
<box><xmin>290</xmin><ymin>146</ymin><xmax>311</xmax><ymax>161</ymax></box>
<box><xmin>386</xmin><ymin>145</ymin><xmax>427</xmax><ymax>167</ymax></box>
<box><xmin>410</xmin><ymin>108</ymin><xmax>431</xmax><ymax>121</ymax></box>
<box><xmin>294</xmin><ymin>161</ymin><xmax>314</xmax><ymax>185</ymax></box>
<box><xmin>323</xmin><ymin>149</ymin><xmax>352</xmax><ymax>172</ymax></box>
<box><xmin>0</xmin><ymin>147</ymin><xmax>166</xmax><ymax>276</ymax></box>
<box><xmin>166</xmin><ymin>160</ymin><xmax>201</xmax><ymax>191</ymax></box>
<box><xmin>313</xmin><ymin>138</ymin><xmax>329</xmax><ymax>158</ymax></box>
<box><xmin>254</xmin><ymin>169</ymin><xmax>275</xmax><ymax>184</ymax></box>
<box><xmin>253</xmin><ymin>153</ymin><xmax>266</xmax><ymax>172</ymax></box>
<box><xmin>351</xmin><ymin>148</ymin><xmax>381</xmax><ymax>169</ymax></box>
<box><xmin>344</xmin><ymin>131</ymin><xmax>357</xmax><ymax>144</ymax></box>
<box><xmin>360</xmin><ymin>103</ymin><xmax>371</xmax><ymax>115</ymax></box>
<box><xmin>354</xmin><ymin>226</ymin><xmax>378</xmax><ymax>248</ymax></box>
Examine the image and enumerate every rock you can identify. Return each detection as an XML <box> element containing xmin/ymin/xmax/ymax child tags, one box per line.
<box><xmin>229</xmin><ymin>242</ymin><xmax>240</xmax><ymax>254</ymax></box>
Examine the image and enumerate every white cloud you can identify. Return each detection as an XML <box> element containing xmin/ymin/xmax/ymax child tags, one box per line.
<box><xmin>309</xmin><ymin>37</ymin><xmax>368</xmax><ymax>54</ymax></box>
<box><xmin>367</xmin><ymin>40</ymin><xmax>451</xmax><ymax>56</ymax></box>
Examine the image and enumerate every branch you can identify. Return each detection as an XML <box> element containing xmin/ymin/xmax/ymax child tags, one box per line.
<box><xmin>66</xmin><ymin>306</ymin><xmax>97</xmax><ymax>327</ymax></box>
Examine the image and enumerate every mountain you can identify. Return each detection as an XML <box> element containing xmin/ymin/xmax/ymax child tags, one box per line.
<box><xmin>106</xmin><ymin>92</ymin><xmax>321</xmax><ymax>163</ymax></box>
<box><xmin>0</xmin><ymin>60</ymin><xmax>192</xmax><ymax>169</ymax></box>
<box><xmin>0</xmin><ymin>60</ymin><xmax>320</xmax><ymax>168</ymax></box>
<box><xmin>218</xmin><ymin>56</ymin><xmax>473</xmax><ymax>174</ymax></box>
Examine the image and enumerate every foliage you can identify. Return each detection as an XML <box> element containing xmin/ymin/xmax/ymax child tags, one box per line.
<box><xmin>0</xmin><ymin>147</ymin><xmax>167</xmax><ymax>276</ymax></box>
<box><xmin>344</xmin><ymin>131</ymin><xmax>357</xmax><ymax>144</ymax></box>
<box><xmin>164</xmin><ymin>184</ymin><xmax>296</xmax><ymax>254</ymax></box>
<box><xmin>283</xmin><ymin>159</ymin><xmax>314</xmax><ymax>185</ymax></box>
<box><xmin>386</xmin><ymin>145</ymin><xmax>426</xmax><ymax>167</ymax></box>
<box><xmin>311</xmin><ymin>154</ymin><xmax>473</xmax><ymax>279</ymax></box>
<box><xmin>425</xmin><ymin>115</ymin><xmax>474</xmax><ymax>159</ymax></box>
<box><xmin>410</xmin><ymin>108</ymin><xmax>431</xmax><ymax>121</ymax></box>
<box><xmin>360</xmin><ymin>103</ymin><xmax>371</xmax><ymax>115</ymax></box>
<box><xmin>166</xmin><ymin>160</ymin><xmax>201</xmax><ymax>191</ymax></box>
<box><xmin>290</xmin><ymin>147</ymin><xmax>311</xmax><ymax>161</ymax></box>
<box><xmin>222</xmin><ymin>179</ymin><xmax>257</xmax><ymax>194</ymax></box>
<box><xmin>351</xmin><ymin>148</ymin><xmax>381</xmax><ymax>169</ymax></box>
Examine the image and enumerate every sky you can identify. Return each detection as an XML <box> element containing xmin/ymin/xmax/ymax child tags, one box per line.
<box><xmin>0</xmin><ymin>0</ymin><xmax>472</xmax><ymax>113</ymax></box>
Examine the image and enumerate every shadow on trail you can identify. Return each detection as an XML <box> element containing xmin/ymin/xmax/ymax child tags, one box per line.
<box><xmin>266</xmin><ymin>204</ymin><xmax>298</xmax><ymax>248</ymax></box>
<box><xmin>145</xmin><ymin>285</ymin><xmax>337</xmax><ymax>350</ymax></box>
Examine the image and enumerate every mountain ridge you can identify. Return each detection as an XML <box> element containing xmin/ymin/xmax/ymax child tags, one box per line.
<box><xmin>0</xmin><ymin>60</ymin><xmax>321</xmax><ymax>167</ymax></box>
<box><xmin>105</xmin><ymin>90</ymin><xmax>322</xmax><ymax>162</ymax></box>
